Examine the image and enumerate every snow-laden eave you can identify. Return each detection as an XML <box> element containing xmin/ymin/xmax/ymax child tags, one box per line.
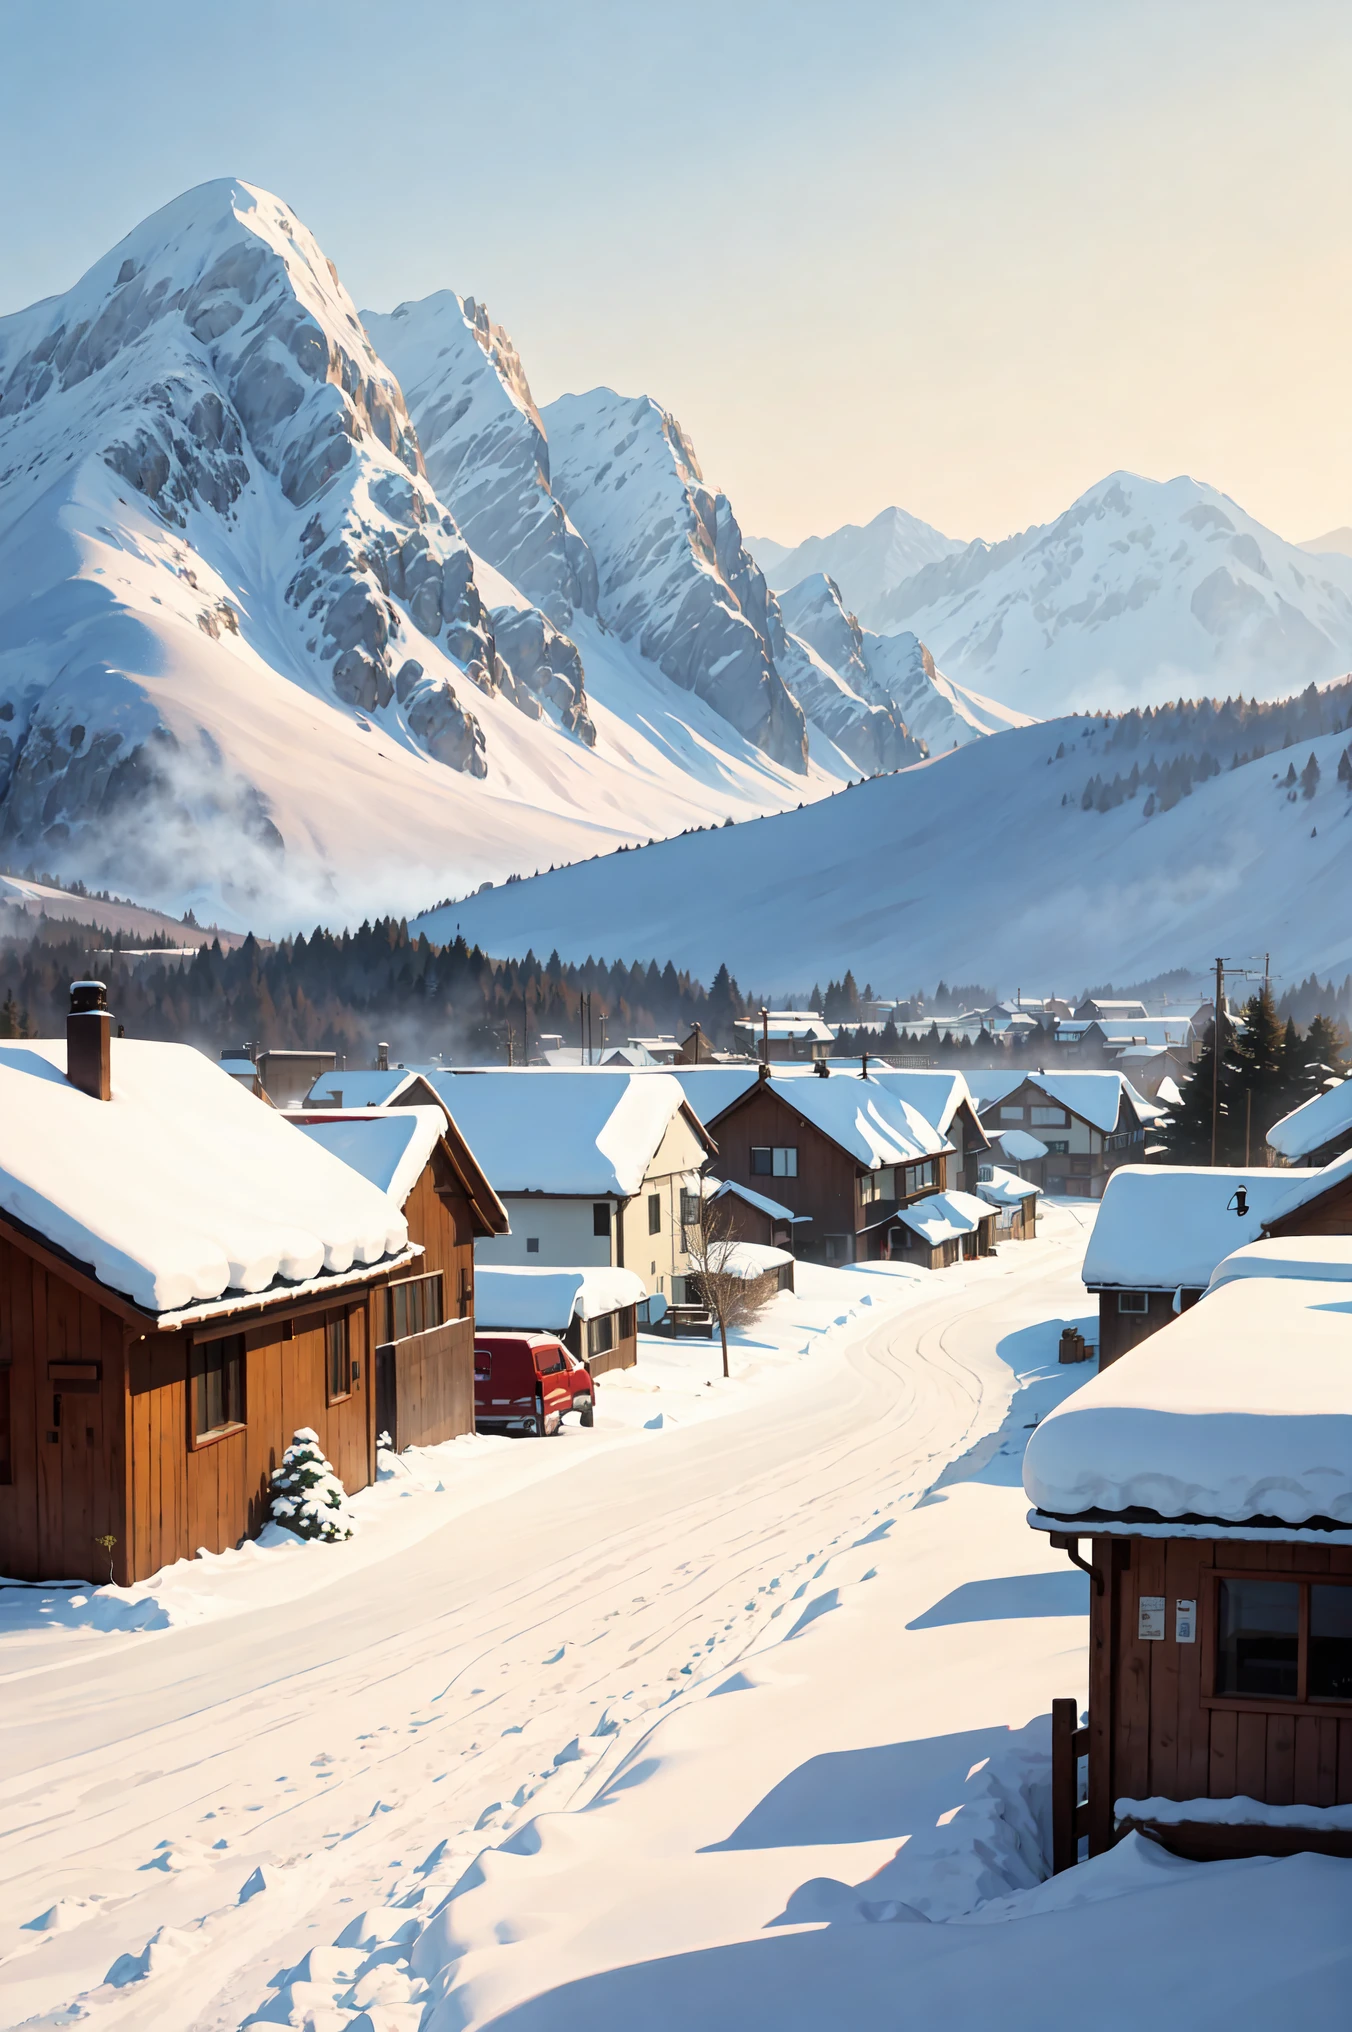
<box><xmin>151</xmin><ymin>1244</ymin><xmax>423</xmax><ymax>1331</ymax></box>
<box><xmin>1027</xmin><ymin>1507</ymin><xmax>1352</xmax><ymax>1547</ymax></box>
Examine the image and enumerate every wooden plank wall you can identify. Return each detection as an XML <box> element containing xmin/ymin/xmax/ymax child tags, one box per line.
<box><xmin>386</xmin><ymin>1317</ymin><xmax>474</xmax><ymax>1449</ymax></box>
<box><xmin>0</xmin><ymin>1238</ymin><xmax>128</xmax><ymax>1584</ymax></box>
<box><xmin>1099</xmin><ymin>1535</ymin><xmax>1352</xmax><ymax>1819</ymax></box>
<box><xmin>126</xmin><ymin>1298</ymin><xmax>372</xmax><ymax>1580</ymax></box>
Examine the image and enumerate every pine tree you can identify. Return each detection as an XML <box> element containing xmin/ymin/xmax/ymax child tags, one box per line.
<box><xmin>1304</xmin><ymin>1014</ymin><xmax>1349</xmax><ymax>1092</ymax></box>
<box><xmin>1301</xmin><ymin>752</ymin><xmax>1321</xmax><ymax>799</ymax></box>
<box><xmin>269</xmin><ymin>1428</ymin><xmax>355</xmax><ymax>1542</ymax></box>
<box><xmin>1230</xmin><ymin>984</ymin><xmax>1288</xmax><ymax>1155</ymax></box>
<box><xmin>1156</xmin><ymin>1020</ymin><xmax>1243</xmax><ymax>1164</ymax></box>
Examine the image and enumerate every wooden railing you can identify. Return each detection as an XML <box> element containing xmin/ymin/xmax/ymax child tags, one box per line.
<box><xmin>1051</xmin><ymin>1696</ymin><xmax>1089</xmax><ymax>1874</ymax></box>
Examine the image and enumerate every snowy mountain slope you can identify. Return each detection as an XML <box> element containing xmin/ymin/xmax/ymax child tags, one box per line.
<box><xmin>362</xmin><ymin>291</ymin><xmax>597</xmax><ymax>630</ymax></box>
<box><xmin>1301</xmin><ymin>527</ymin><xmax>1352</xmax><ymax>560</ymax></box>
<box><xmin>778</xmin><ymin>573</ymin><xmax>1031</xmax><ymax>752</ymax></box>
<box><xmin>542</xmin><ymin>389</ymin><xmax>812</xmax><ymax>772</ymax></box>
<box><xmin>419</xmin><ymin>700</ymin><xmax>1352</xmax><ymax>989</ymax></box>
<box><xmin>748</xmin><ymin>505</ymin><xmax>963</xmax><ymax>623</ymax></box>
<box><xmin>873</xmin><ymin>472</ymin><xmax>1352</xmax><ymax>718</ymax></box>
<box><xmin>0</xmin><ymin>181</ymin><xmax>861</xmax><ymax>928</ymax></box>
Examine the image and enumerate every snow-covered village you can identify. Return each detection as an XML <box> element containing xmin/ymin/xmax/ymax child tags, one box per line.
<box><xmin>2</xmin><ymin>6</ymin><xmax>1352</xmax><ymax>2027</ymax></box>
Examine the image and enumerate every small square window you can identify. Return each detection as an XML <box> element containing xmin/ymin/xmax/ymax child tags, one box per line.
<box><xmin>648</xmin><ymin>1193</ymin><xmax>661</xmax><ymax>1235</ymax></box>
<box><xmin>1117</xmin><ymin>1291</ymin><xmax>1148</xmax><ymax>1314</ymax></box>
<box><xmin>751</xmin><ymin>1146</ymin><xmax>772</xmax><ymax>1176</ymax></box>
<box><xmin>526</xmin><ymin>1236</ymin><xmax>540</xmax><ymax>1254</ymax></box>
<box><xmin>192</xmin><ymin>1333</ymin><xmax>245</xmax><ymax>1441</ymax></box>
<box><xmin>772</xmin><ymin>1146</ymin><xmax>798</xmax><ymax>1178</ymax></box>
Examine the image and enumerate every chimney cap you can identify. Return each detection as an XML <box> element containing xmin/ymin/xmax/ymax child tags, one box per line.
<box><xmin>69</xmin><ymin>980</ymin><xmax>108</xmax><ymax>1013</ymax></box>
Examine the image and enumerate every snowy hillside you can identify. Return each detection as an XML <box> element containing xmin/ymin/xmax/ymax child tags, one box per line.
<box><xmin>0</xmin><ymin>182</ymin><xmax>875</xmax><ymax>930</ymax></box>
<box><xmin>419</xmin><ymin>692</ymin><xmax>1352</xmax><ymax>989</ymax></box>
<box><xmin>778</xmin><ymin>573</ymin><xmax>1030</xmax><ymax>752</ymax></box>
<box><xmin>873</xmin><ymin>472</ymin><xmax>1352</xmax><ymax>718</ymax></box>
<box><xmin>1302</xmin><ymin>527</ymin><xmax>1352</xmax><ymax>561</ymax></box>
<box><xmin>748</xmin><ymin>504</ymin><xmax>964</xmax><ymax>621</ymax></box>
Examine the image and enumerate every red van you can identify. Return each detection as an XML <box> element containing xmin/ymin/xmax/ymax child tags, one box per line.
<box><xmin>473</xmin><ymin>1334</ymin><xmax>596</xmax><ymax>1437</ymax></box>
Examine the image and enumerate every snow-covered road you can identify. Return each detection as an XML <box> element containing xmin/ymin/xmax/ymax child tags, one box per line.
<box><xmin>10</xmin><ymin>1202</ymin><xmax>1343</xmax><ymax>2032</ymax></box>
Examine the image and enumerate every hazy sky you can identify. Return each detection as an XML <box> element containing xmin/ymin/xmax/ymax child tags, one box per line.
<box><xmin>3</xmin><ymin>0</ymin><xmax>1349</xmax><ymax>545</ymax></box>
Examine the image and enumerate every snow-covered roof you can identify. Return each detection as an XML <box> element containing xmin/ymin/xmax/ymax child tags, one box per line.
<box><xmin>1155</xmin><ymin>1076</ymin><xmax>1184</xmax><ymax>1110</ymax></box>
<box><xmin>732</xmin><ymin>1015</ymin><xmax>833</xmax><ymax>1042</ymax></box>
<box><xmin>427</xmin><ymin>1069</ymin><xmax>709</xmax><ymax>1197</ymax></box>
<box><xmin>293</xmin><ymin>1108</ymin><xmax>446</xmax><ymax>1208</ymax></box>
<box><xmin>1081</xmin><ymin>1164</ymin><xmax>1316</xmax><ymax>1291</ymax></box>
<box><xmin>1267</xmin><ymin>1078</ymin><xmax>1352</xmax><ymax>1161</ymax></box>
<box><xmin>1209</xmin><ymin>1235</ymin><xmax>1352</xmax><ymax>1291</ymax></box>
<box><xmin>894</xmin><ymin>1188</ymin><xmax>989</xmax><ymax>1245</ymax></box>
<box><xmin>665</xmin><ymin>1065</ymin><xmax>762</xmax><ymax>1125</ymax></box>
<box><xmin>707</xmin><ymin>1177</ymin><xmax>806</xmax><ymax>1223</ymax></box>
<box><xmin>304</xmin><ymin>1068</ymin><xmax>423</xmax><ymax>1108</ymax></box>
<box><xmin>1263</xmin><ymin>1142</ymin><xmax>1352</xmax><ymax>1226</ymax></box>
<box><xmin>1024</xmin><ymin>1273</ymin><xmax>1352</xmax><ymax>1530</ymax></box>
<box><xmin>843</xmin><ymin>1068</ymin><xmax>980</xmax><ymax>1139</ymax></box>
<box><xmin>966</xmin><ymin>1069</ymin><xmax>1152</xmax><ymax>1134</ymax></box>
<box><xmin>0</xmin><ymin>1040</ymin><xmax>410</xmax><ymax>1317</ymax></box>
<box><xmin>473</xmin><ymin>1264</ymin><xmax>647</xmax><ymax>1331</ymax></box>
<box><xmin>717</xmin><ymin>1241</ymin><xmax>794</xmax><ymax>1279</ymax></box>
<box><xmin>993</xmin><ymin>1128</ymin><xmax>1048</xmax><ymax>1161</ymax></box>
<box><xmin>977</xmin><ymin>1166</ymin><xmax>1041</xmax><ymax>1206</ymax></box>
<box><xmin>767</xmin><ymin>1075</ymin><xmax>949</xmax><ymax>1168</ymax></box>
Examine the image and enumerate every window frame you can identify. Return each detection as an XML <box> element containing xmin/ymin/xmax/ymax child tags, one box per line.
<box><xmin>0</xmin><ymin>1360</ymin><xmax>11</xmax><ymax>1485</ymax></box>
<box><xmin>751</xmin><ymin>1145</ymin><xmax>798</xmax><ymax>1179</ymax></box>
<box><xmin>1117</xmin><ymin>1291</ymin><xmax>1149</xmax><ymax>1314</ymax></box>
<box><xmin>648</xmin><ymin>1192</ymin><xmax>662</xmax><ymax>1235</ymax></box>
<box><xmin>1201</xmin><ymin>1569</ymin><xmax>1352</xmax><ymax>1716</ymax></box>
<box><xmin>326</xmin><ymin>1311</ymin><xmax>353</xmax><ymax>1406</ymax></box>
<box><xmin>593</xmin><ymin>1201</ymin><xmax>611</xmax><ymax>1238</ymax></box>
<box><xmin>385</xmin><ymin>1272</ymin><xmax>445</xmax><ymax>1344</ymax></box>
<box><xmin>189</xmin><ymin>1331</ymin><xmax>246</xmax><ymax>1448</ymax></box>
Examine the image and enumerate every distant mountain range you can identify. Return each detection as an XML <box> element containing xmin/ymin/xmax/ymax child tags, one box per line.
<box><xmin>755</xmin><ymin>477</ymin><xmax>1352</xmax><ymax>719</ymax></box>
<box><xmin>0</xmin><ymin>181</ymin><xmax>988</xmax><ymax>928</ymax></box>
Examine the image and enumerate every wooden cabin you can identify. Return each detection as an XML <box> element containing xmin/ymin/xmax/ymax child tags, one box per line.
<box><xmin>969</xmin><ymin>1071</ymin><xmax>1151</xmax><ymax>1200</ymax></box>
<box><xmin>292</xmin><ymin>1105</ymin><xmax>510</xmax><ymax>1451</ymax></box>
<box><xmin>975</xmin><ymin>1163</ymin><xmax>1041</xmax><ymax>1241</ymax></box>
<box><xmin>1026</xmin><ymin>1260</ymin><xmax>1352</xmax><ymax>1865</ymax></box>
<box><xmin>702</xmin><ymin>1066</ymin><xmax>951</xmax><ymax>1266</ymax></box>
<box><xmin>706</xmin><ymin>1178</ymin><xmax>807</xmax><ymax>1252</ymax></box>
<box><xmin>1081</xmin><ymin>1164</ymin><xmax>1316</xmax><ymax>1366</ymax></box>
<box><xmin>889</xmin><ymin>1190</ymin><xmax>998</xmax><ymax>1268</ymax></box>
<box><xmin>0</xmin><ymin>989</ymin><xmax>421</xmax><ymax>1585</ymax></box>
<box><xmin>472</xmin><ymin>1265</ymin><xmax>647</xmax><ymax>1377</ymax></box>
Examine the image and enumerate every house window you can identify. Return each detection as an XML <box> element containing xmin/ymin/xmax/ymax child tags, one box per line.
<box><xmin>1213</xmin><ymin>1577</ymin><xmax>1352</xmax><ymax>1703</ymax></box>
<box><xmin>0</xmin><ymin>1363</ymin><xmax>10</xmax><ymax>1485</ymax></box>
<box><xmin>1031</xmin><ymin>1107</ymin><xmax>1067</xmax><ymax>1126</ymax></box>
<box><xmin>526</xmin><ymin>1237</ymin><xmax>540</xmax><ymax>1253</ymax></box>
<box><xmin>679</xmin><ymin>1189</ymin><xmax>701</xmax><ymax>1226</ymax></box>
<box><xmin>648</xmin><ymin>1193</ymin><xmax>662</xmax><ymax>1235</ymax></box>
<box><xmin>752</xmin><ymin>1146</ymin><xmax>798</xmax><ymax>1178</ymax></box>
<box><xmin>387</xmin><ymin>1272</ymin><xmax>445</xmax><ymax>1341</ymax></box>
<box><xmin>191</xmin><ymin>1333</ymin><xmax>245</xmax><ymax>1442</ymax></box>
<box><xmin>1045</xmin><ymin>1140</ymin><xmax>1070</xmax><ymax>1155</ymax></box>
<box><xmin>618</xmin><ymin>1305</ymin><xmax>637</xmax><ymax>1340</ymax></box>
<box><xmin>1117</xmin><ymin>1291</ymin><xmax>1148</xmax><ymax>1314</ymax></box>
<box><xmin>999</xmin><ymin>1106</ymin><xmax>1023</xmax><ymax>1121</ymax></box>
<box><xmin>327</xmin><ymin>1315</ymin><xmax>352</xmax><ymax>1403</ymax></box>
<box><xmin>589</xmin><ymin>1312</ymin><xmax>615</xmax><ymax>1358</ymax></box>
<box><xmin>593</xmin><ymin>1202</ymin><xmax>611</xmax><ymax>1238</ymax></box>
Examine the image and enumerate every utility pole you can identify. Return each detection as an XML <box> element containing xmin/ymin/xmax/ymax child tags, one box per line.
<box><xmin>690</xmin><ymin>1020</ymin><xmax>702</xmax><ymax>1065</ymax></box>
<box><xmin>760</xmin><ymin>1005</ymin><xmax>769</xmax><ymax>1065</ymax></box>
<box><xmin>506</xmin><ymin>1023</ymin><xmax>515</xmax><ymax>1068</ymax></box>
<box><xmin>1211</xmin><ymin>955</ymin><xmax>1227</xmax><ymax>1166</ymax></box>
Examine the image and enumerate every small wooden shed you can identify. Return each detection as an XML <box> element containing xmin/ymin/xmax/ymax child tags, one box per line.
<box><xmin>0</xmin><ymin>991</ymin><xmax>419</xmax><ymax>1585</ymax></box>
<box><xmin>1025</xmin><ymin>1258</ymin><xmax>1352</xmax><ymax>1865</ymax></box>
<box><xmin>292</xmin><ymin>1104</ymin><xmax>510</xmax><ymax>1452</ymax></box>
<box><xmin>472</xmin><ymin>1265</ymin><xmax>646</xmax><ymax>1377</ymax></box>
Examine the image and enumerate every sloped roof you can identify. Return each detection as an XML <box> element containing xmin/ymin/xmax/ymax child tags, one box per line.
<box><xmin>1082</xmin><ymin>1164</ymin><xmax>1316</xmax><ymax>1291</ymax></box>
<box><xmin>474</xmin><ymin>1264</ymin><xmax>647</xmax><ymax>1331</ymax></box>
<box><xmin>1210</xmin><ymin>1235</ymin><xmax>1352</xmax><ymax>1291</ymax></box>
<box><xmin>709</xmin><ymin>1177</ymin><xmax>805</xmax><ymax>1223</ymax></box>
<box><xmin>428</xmin><ymin>1069</ymin><xmax>711</xmax><ymax>1197</ymax></box>
<box><xmin>1268</xmin><ymin>1079</ymin><xmax>1352</xmax><ymax>1161</ymax></box>
<box><xmin>759</xmin><ymin>1074</ymin><xmax>948</xmax><ymax>1168</ymax></box>
<box><xmin>968</xmin><ymin>1069</ymin><xmax>1152</xmax><ymax>1134</ymax></box>
<box><xmin>304</xmin><ymin>1067</ymin><xmax>423</xmax><ymax>1108</ymax></box>
<box><xmin>0</xmin><ymin>1040</ymin><xmax>409</xmax><ymax>1317</ymax></box>
<box><xmin>1263</xmin><ymin>1142</ymin><xmax>1352</xmax><ymax>1225</ymax></box>
<box><xmin>782</xmin><ymin>1065</ymin><xmax>983</xmax><ymax>1141</ymax></box>
<box><xmin>666</xmin><ymin>1064</ymin><xmax>762</xmax><ymax>1125</ymax></box>
<box><xmin>1024</xmin><ymin>1273</ymin><xmax>1352</xmax><ymax>1531</ymax></box>
<box><xmin>294</xmin><ymin>1107</ymin><xmax>446</xmax><ymax>1208</ymax></box>
<box><xmin>977</xmin><ymin>1166</ymin><xmax>1041</xmax><ymax>1206</ymax></box>
<box><xmin>894</xmin><ymin>1189</ymin><xmax>983</xmax><ymax>1245</ymax></box>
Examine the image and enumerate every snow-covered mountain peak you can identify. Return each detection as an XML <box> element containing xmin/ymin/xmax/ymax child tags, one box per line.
<box><xmin>876</xmin><ymin>469</ymin><xmax>1352</xmax><ymax>716</ymax></box>
<box><xmin>749</xmin><ymin>504</ymin><xmax>963</xmax><ymax>624</ymax></box>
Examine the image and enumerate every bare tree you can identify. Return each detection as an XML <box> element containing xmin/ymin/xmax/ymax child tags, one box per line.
<box><xmin>683</xmin><ymin>1191</ymin><xmax>774</xmax><ymax>1379</ymax></box>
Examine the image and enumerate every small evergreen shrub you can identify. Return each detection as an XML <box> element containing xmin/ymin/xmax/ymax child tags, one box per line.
<box><xmin>269</xmin><ymin>1427</ymin><xmax>355</xmax><ymax>1542</ymax></box>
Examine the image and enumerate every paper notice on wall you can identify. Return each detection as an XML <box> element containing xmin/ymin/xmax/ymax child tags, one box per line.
<box><xmin>1138</xmin><ymin>1595</ymin><xmax>1165</xmax><ymax>1641</ymax></box>
<box><xmin>1175</xmin><ymin>1599</ymin><xmax>1197</xmax><ymax>1643</ymax></box>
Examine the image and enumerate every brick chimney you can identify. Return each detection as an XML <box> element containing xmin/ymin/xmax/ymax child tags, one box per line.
<box><xmin>67</xmin><ymin>980</ymin><xmax>112</xmax><ymax>1101</ymax></box>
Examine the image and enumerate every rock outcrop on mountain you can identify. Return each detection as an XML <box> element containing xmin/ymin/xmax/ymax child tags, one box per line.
<box><xmin>364</xmin><ymin>291</ymin><xmax>597</xmax><ymax>631</ymax></box>
<box><xmin>777</xmin><ymin>573</ymin><xmax>1030</xmax><ymax>753</ymax></box>
<box><xmin>873</xmin><ymin>472</ymin><xmax>1352</xmax><ymax>717</ymax></box>
<box><xmin>542</xmin><ymin>390</ymin><xmax>810</xmax><ymax>772</ymax></box>
<box><xmin>750</xmin><ymin>505</ymin><xmax>963</xmax><ymax>626</ymax></box>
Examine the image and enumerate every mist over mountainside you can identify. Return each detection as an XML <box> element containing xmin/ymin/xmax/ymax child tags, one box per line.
<box><xmin>869</xmin><ymin>471</ymin><xmax>1352</xmax><ymax>717</ymax></box>
<box><xmin>418</xmin><ymin>682</ymin><xmax>1352</xmax><ymax>990</ymax></box>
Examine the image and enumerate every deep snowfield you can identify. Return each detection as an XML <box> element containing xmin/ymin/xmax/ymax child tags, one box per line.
<box><xmin>2</xmin><ymin>1206</ymin><xmax>1347</xmax><ymax>2031</ymax></box>
<box><xmin>428</xmin><ymin>709</ymin><xmax>1352</xmax><ymax>989</ymax></box>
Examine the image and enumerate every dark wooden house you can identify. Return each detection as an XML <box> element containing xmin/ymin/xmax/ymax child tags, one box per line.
<box><xmin>703</xmin><ymin>1066</ymin><xmax>951</xmax><ymax>1265</ymax></box>
<box><xmin>1027</xmin><ymin>1262</ymin><xmax>1352</xmax><ymax>1865</ymax></box>
<box><xmin>0</xmin><ymin>990</ymin><xmax>424</xmax><ymax>1585</ymax></box>
<box><xmin>1081</xmin><ymin>1164</ymin><xmax>1316</xmax><ymax>1367</ymax></box>
<box><xmin>971</xmin><ymin>1072</ymin><xmax>1150</xmax><ymax>1200</ymax></box>
<box><xmin>292</xmin><ymin>1104</ymin><xmax>509</xmax><ymax>1451</ymax></box>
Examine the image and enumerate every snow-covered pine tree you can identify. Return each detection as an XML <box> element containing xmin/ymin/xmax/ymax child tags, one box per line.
<box><xmin>1231</xmin><ymin>984</ymin><xmax>1289</xmax><ymax>1152</ymax></box>
<box><xmin>1301</xmin><ymin>753</ymin><xmax>1321</xmax><ymax>799</ymax></box>
<box><xmin>268</xmin><ymin>1428</ymin><xmax>355</xmax><ymax>1542</ymax></box>
<box><xmin>1156</xmin><ymin>1019</ymin><xmax>1243</xmax><ymax>1164</ymax></box>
